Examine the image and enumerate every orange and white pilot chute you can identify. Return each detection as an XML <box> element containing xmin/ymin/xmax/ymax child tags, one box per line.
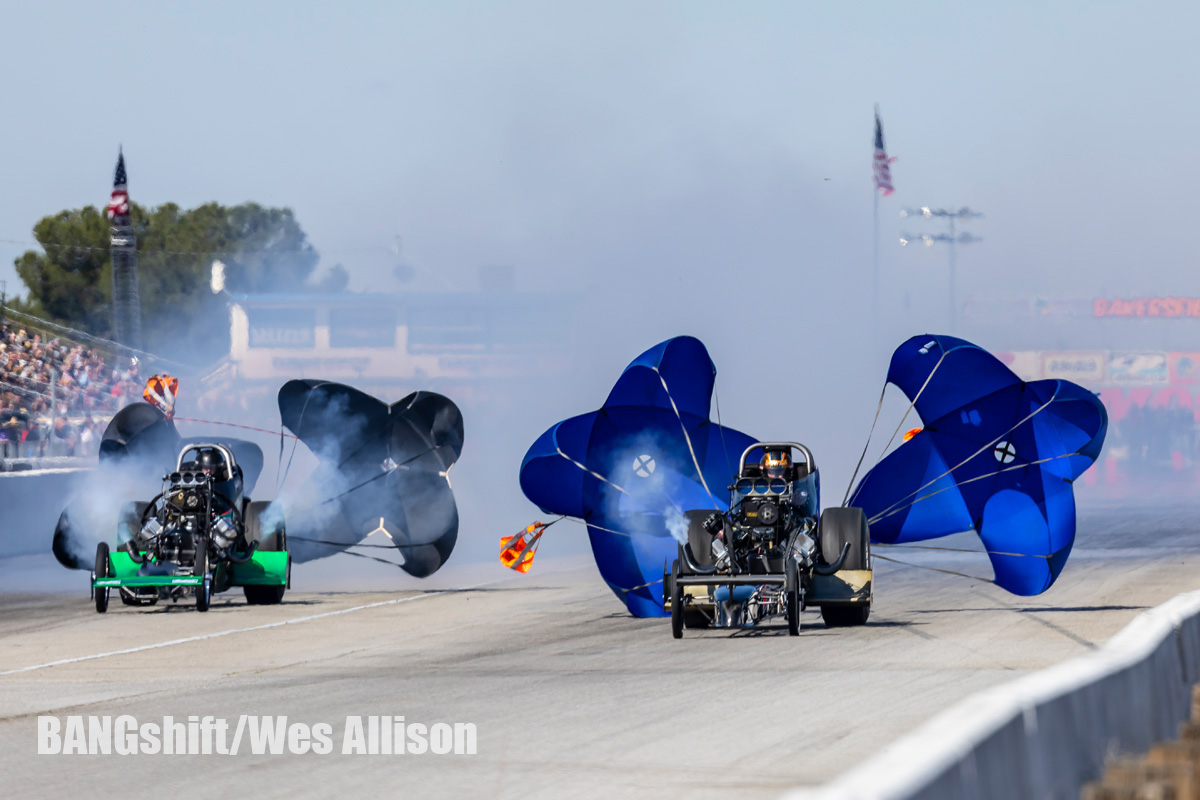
<box><xmin>500</xmin><ymin>521</ymin><xmax>548</xmax><ymax>574</ymax></box>
<box><xmin>143</xmin><ymin>374</ymin><xmax>179</xmax><ymax>420</ymax></box>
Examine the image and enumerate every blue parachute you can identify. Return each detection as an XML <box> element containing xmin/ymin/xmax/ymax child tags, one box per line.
<box><xmin>851</xmin><ymin>335</ymin><xmax>1108</xmax><ymax>595</ymax></box>
<box><xmin>520</xmin><ymin>336</ymin><xmax>757</xmax><ymax>617</ymax></box>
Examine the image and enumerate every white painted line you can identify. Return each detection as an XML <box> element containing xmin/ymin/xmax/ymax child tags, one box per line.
<box><xmin>0</xmin><ymin>583</ymin><xmax>491</xmax><ymax>676</ymax></box>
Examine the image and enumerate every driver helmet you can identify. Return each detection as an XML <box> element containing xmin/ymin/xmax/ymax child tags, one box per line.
<box><xmin>192</xmin><ymin>447</ymin><xmax>241</xmax><ymax>506</ymax></box>
<box><xmin>194</xmin><ymin>447</ymin><xmax>230</xmax><ymax>481</ymax></box>
<box><xmin>760</xmin><ymin>448</ymin><xmax>791</xmax><ymax>481</ymax></box>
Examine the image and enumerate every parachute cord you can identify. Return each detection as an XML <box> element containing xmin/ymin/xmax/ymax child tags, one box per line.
<box><xmin>713</xmin><ymin>379</ymin><xmax>734</xmax><ymax>482</ymax></box>
<box><xmin>865</xmin><ymin>384</ymin><xmax>1062</xmax><ymax>525</ymax></box>
<box><xmin>277</xmin><ymin>428</ymin><xmax>286</xmax><ymax>494</ymax></box>
<box><xmin>654</xmin><ymin>367</ymin><xmax>722</xmax><ymax>512</ymax></box>
<box><xmin>556</xmin><ymin>447</ymin><xmax>633</xmax><ymax>497</ymax></box>
<box><xmin>313</xmin><ymin>444</ymin><xmax>443</xmax><ymax>507</ymax></box>
<box><xmin>326</xmin><ymin>547</ymin><xmax>407</xmax><ymax>570</ymax></box>
<box><xmin>550</xmin><ymin>366</ymin><xmax>726</xmax><ymax>518</ymax></box>
<box><xmin>288</xmin><ymin>535</ymin><xmax>399</xmax><ymax>550</ymax></box>
<box><xmin>276</xmin><ymin>391</ymin><xmax>312</xmax><ymax>494</ymax></box>
<box><xmin>873</xmin><ymin>552</ymin><xmax>994</xmax><ymax>585</ymax></box>
<box><xmin>560</xmin><ymin>516</ymin><xmax>662</xmax><ymax>541</ymax></box>
<box><xmin>846</xmin><ymin>349</ymin><xmax>950</xmax><ymax>507</ymax></box>
<box><xmin>876</xmin><ymin>542</ymin><xmax>1053</xmax><ymax>559</ymax></box>
<box><xmin>842</xmin><ymin>383</ymin><xmax>888</xmax><ymax>505</ymax></box>
<box><xmin>868</xmin><ymin>448</ymin><xmax>1079</xmax><ymax>528</ymax></box>
<box><xmin>552</xmin><ymin>444</ymin><xmax>686</xmax><ymax>516</ymax></box>
<box><xmin>501</xmin><ymin>516</ymin><xmax>566</xmax><ymax>554</ymax></box>
<box><xmin>286</xmin><ymin>536</ymin><xmax>409</xmax><ymax>569</ymax></box>
<box><xmin>174</xmin><ymin>418</ymin><xmax>300</xmax><ymax>440</ymax></box>
<box><xmin>613</xmin><ymin>577</ymin><xmax>664</xmax><ymax>595</ymax></box>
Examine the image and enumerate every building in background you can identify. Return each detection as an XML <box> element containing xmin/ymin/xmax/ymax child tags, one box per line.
<box><xmin>215</xmin><ymin>281</ymin><xmax>576</xmax><ymax>409</ymax></box>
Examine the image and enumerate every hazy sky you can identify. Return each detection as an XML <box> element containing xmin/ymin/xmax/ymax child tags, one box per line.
<box><xmin>2</xmin><ymin>1</ymin><xmax>1196</xmax><ymax>304</ymax></box>
<box><xmin>5</xmin><ymin>1</ymin><xmax>1195</xmax><ymax>552</ymax></box>
<box><xmin>4</xmin><ymin>3</ymin><xmax>1199</xmax><ymax>452</ymax></box>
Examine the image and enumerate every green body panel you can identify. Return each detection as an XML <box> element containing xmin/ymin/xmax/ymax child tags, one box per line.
<box><xmin>95</xmin><ymin>575</ymin><xmax>202</xmax><ymax>588</ymax></box>
<box><xmin>229</xmin><ymin>550</ymin><xmax>289</xmax><ymax>586</ymax></box>
<box><xmin>108</xmin><ymin>551</ymin><xmax>144</xmax><ymax>579</ymax></box>
<box><xmin>94</xmin><ymin>550</ymin><xmax>288</xmax><ymax>590</ymax></box>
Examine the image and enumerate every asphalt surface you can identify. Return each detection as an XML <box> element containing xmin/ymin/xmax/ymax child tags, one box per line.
<box><xmin>2</xmin><ymin>498</ymin><xmax>1199</xmax><ymax>799</ymax></box>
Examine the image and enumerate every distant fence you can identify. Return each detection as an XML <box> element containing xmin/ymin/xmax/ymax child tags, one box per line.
<box><xmin>0</xmin><ymin>456</ymin><xmax>94</xmax><ymax>473</ymax></box>
<box><xmin>0</xmin><ymin>466</ymin><xmax>89</xmax><ymax>558</ymax></box>
<box><xmin>784</xmin><ymin>590</ymin><xmax>1200</xmax><ymax>800</ymax></box>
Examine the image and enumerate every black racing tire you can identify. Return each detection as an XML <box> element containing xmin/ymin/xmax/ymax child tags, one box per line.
<box><xmin>94</xmin><ymin>542</ymin><xmax>110</xmax><ymax>613</ymax></box>
<box><xmin>244</xmin><ymin>584</ymin><xmax>286</xmax><ymax>605</ymax></box>
<box><xmin>195</xmin><ymin>539</ymin><xmax>211</xmax><ymax>612</ymax></box>
<box><xmin>242</xmin><ymin>501</ymin><xmax>287</xmax><ymax>605</ymax></box>
<box><xmin>786</xmin><ymin>556</ymin><xmax>801</xmax><ymax>636</ymax></box>
<box><xmin>822</xmin><ymin>604</ymin><xmax>870</xmax><ymax>628</ymax></box>
<box><xmin>685</xmin><ymin>510</ymin><xmax>715</xmax><ymax>569</ymax></box>
<box><xmin>244</xmin><ymin>500</ymin><xmax>286</xmax><ymax>552</ymax></box>
<box><xmin>818</xmin><ymin>507</ymin><xmax>871</xmax><ymax>627</ymax></box>
<box><xmin>818</xmin><ymin>507</ymin><xmax>870</xmax><ymax>571</ymax></box>
<box><xmin>670</xmin><ymin>559</ymin><xmax>684</xmax><ymax>639</ymax></box>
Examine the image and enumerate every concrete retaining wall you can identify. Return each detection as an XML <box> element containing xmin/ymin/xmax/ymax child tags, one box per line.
<box><xmin>785</xmin><ymin>590</ymin><xmax>1200</xmax><ymax>800</ymax></box>
<box><xmin>0</xmin><ymin>469</ymin><xmax>87</xmax><ymax>558</ymax></box>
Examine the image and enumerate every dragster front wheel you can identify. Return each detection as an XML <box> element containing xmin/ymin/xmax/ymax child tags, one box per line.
<box><xmin>195</xmin><ymin>540</ymin><xmax>211</xmax><ymax>612</ymax></box>
<box><xmin>786</xmin><ymin>557</ymin><xmax>800</xmax><ymax>636</ymax></box>
<box><xmin>94</xmin><ymin>542</ymin><xmax>109</xmax><ymax>614</ymax></box>
<box><xmin>670</xmin><ymin>559</ymin><xmax>684</xmax><ymax>639</ymax></box>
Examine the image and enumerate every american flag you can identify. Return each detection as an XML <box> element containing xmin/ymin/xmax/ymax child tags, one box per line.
<box><xmin>873</xmin><ymin>107</ymin><xmax>895</xmax><ymax>196</ymax></box>
<box><xmin>107</xmin><ymin>149</ymin><xmax>129</xmax><ymax>220</ymax></box>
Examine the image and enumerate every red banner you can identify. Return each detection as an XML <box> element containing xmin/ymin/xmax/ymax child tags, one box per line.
<box><xmin>1093</xmin><ymin>297</ymin><xmax>1200</xmax><ymax>318</ymax></box>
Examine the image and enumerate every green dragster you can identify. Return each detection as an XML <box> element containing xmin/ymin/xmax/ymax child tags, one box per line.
<box><xmin>91</xmin><ymin>442</ymin><xmax>290</xmax><ymax>613</ymax></box>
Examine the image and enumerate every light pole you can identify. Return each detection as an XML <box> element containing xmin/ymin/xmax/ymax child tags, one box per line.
<box><xmin>899</xmin><ymin>206</ymin><xmax>983</xmax><ymax>334</ymax></box>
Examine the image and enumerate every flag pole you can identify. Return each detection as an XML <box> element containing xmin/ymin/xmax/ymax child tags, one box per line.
<box><xmin>873</xmin><ymin>169</ymin><xmax>879</xmax><ymax>347</ymax></box>
<box><xmin>872</xmin><ymin>103</ymin><xmax>881</xmax><ymax>350</ymax></box>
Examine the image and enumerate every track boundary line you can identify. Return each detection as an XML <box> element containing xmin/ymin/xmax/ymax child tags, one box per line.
<box><xmin>0</xmin><ymin>582</ymin><xmax>494</xmax><ymax>676</ymax></box>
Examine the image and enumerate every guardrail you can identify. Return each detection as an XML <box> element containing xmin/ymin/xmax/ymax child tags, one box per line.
<box><xmin>784</xmin><ymin>590</ymin><xmax>1200</xmax><ymax>800</ymax></box>
<box><xmin>0</xmin><ymin>456</ymin><xmax>95</xmax><ymax>473</ymax></box>
<box><xmin>0</xmin><ymin>466</ymin><xmax>90</xmax><ymax>558</ymax></box>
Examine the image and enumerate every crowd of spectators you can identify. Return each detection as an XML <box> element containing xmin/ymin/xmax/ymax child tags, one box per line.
<box><xmin>0</xmin><ymin>322</ymin><xmax>132</xmax><ymax>459</ymax></box>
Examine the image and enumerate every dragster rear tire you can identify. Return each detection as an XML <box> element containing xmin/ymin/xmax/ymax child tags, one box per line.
<box><xmin>818</xmin><ymin>507</ymin><xmax>870</xmax><ymax>570</ymax></box>
<box><xmin>243</xmin><ymin>501</ymin><xmax>287</xmax><ymax>606</ymax></box>
<box><xmin>245</xmin><ymin>500</ymin><xmax>286</xmax><ymax>552</ymax></box>
<box><xmin>94</xmin><ymin>542</ymin><xmax>109</xmax><ymax>614</ymax></box>
<box><xmin>818</xmin><ymin>507</ymin><xmax>871</xmax><ymax>628</ymax></box>
<box><xmin>244</xmin><ymin>584</ymin><xmax>286</xmax><ymax>605</ymax></box>
<box><xmin>670</xmin><ymin>559</ymin><xmax>684</xmax><ymax>639</ymax></box>
<box><xmin>117</xmin><ymin>501</ymin><xmax>150</xmax><ymax>546</ymax></box>
<box><xmin>822</xmin><ymin>604</ymin><xmax>870</xmax><ymax>627</ymax></box>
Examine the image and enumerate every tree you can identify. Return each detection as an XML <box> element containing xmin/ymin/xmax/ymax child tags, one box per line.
<box><xmin>14</xmin><ymin>201</ymin><xmax>322</xmax><ymax>367</ymax></box>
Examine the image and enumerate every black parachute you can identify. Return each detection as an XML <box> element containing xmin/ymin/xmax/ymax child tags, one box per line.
<box><xmin>98</xmin><ymin>401</ymin><xmax>179</xmax><ymax>462</ymax></box>
<box><xmin>278</xmin><ymin>380</ymin><xmax>464</xmax><ymax>577</ymax></box>
<box><xmin>53</xmin><ymin>402</ymin><xmax>264</xmax><ymax>570</ymax></box>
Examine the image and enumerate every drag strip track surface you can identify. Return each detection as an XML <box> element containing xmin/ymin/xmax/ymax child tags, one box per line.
<box><xmin>2</xmin><ymin>499</ymin><xmax>1199</xmax><ymax>799</ymax></box>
